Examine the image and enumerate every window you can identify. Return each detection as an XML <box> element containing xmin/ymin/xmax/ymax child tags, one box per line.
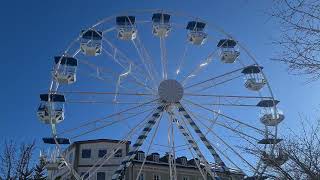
<box><xmin>80</xmin><ymin>172</ymin><xmax>89</xmax><ymax>179</ymax></box>
<box><xmin>181</xmin><ymin>157</ymin><xmax>187</xmax><ymax>166</ymax></box>
<box><xmin>98</xmin><ymin>149</ymin><xmax>107</xmax><ymax>158</ymax></box>
<box><xmin>114</xmin><ymin>149</ymin><xmax>122</xmax><ymax>157</ymax></box>
<box><xmin>138</xmin><ymin>174</ymin><xmax>144</xmax><ymax>180</ymax></box>
<box><xmin>153</xmin><ymin>154</ymin><xmax>159</xmax><ymax>162</ymax></box>
<box><xmin>137</xmin><ymin>152</ymin><xmax>145</xmax><ymax>161</ymax></box>
<box><xmin>97</xmin><ymin>172</ymin><xmax>106</xmax><ymax>180</ymax></box>
<box><xmin>81</xmin><ymin>149</ymin><xmax>91</xmax><ymax>158</ymax></box>
<box><xmin>183</xmin><ymin>177</ymin><xmax>189</xmax><ymax>180</ymax></box>
<box><xmin>153</xmin><ymin>174</ymin><xmax>160</xmax><ymax>180</ymax></box>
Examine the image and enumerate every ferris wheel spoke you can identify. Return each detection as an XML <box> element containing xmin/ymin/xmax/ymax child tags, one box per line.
<box><xmin>84</xmin><ymin>109</ymin><xmax>155</xmax><ymax>180</ymax></box>
<box><xmin>79</xmin><ymin>58</ymin><xmax>153</xmax><ymax>93</ymax></box>
<box><xmin>208</xmin><ymin>141</ymin><xmax>245</xmax><ymax>174</ymax></box>
<box><xmin>72</xmin><ymin>48</ymin><xmax>81</xmax><ymax>57</ymax></box>
<box><xmin>160</xmin><ymin>37</ymin><xmax>168</xmax><ymax>80</ymax></box>
<box><xmin>79</xmin><ymin>59</ymin><xmax>119</xmax><ymax>78</ymax></box>
<box><xmin>184</xmin><ymin>65</ymin><xmax>248</xmax><ymax>90</ymax></box>
<box><xmin>181</xmin><ymin>46</ymin><xmax>221</xmax><ymax>86</ymax></box>
<box><xmin>189</xmin><ymin>112</ymin><xmax>264</xmax><ymax>174</ymax></box>
<box><xmin>101</xmin><ymin>39</ymin><xmax>155</xmax><ymax>92</ymax></box>
<box><xmin>186</xmin><ymin>109</ymin><xmax>261</xmax><ymax>142</ymax></box>
<box><xmin>58</xmin><ymin>98</ymin><xmax>159</xmax><ymax>136</ymax></box>
<box><xmin>102</xmin><ymin>37</ymin><xmax>145</xmax><ymax>76</ymax></box>
<box><xmin>131</xmin><ymin>36</ymin><xmax>160</xmax><ymax>88</ymax></box>
<box><xmin>211</xmin><ymin>132</ymin><xmax>259</xmax><ymax>173</ymax></box>
<box><xmin>56</xmin><ymin>90</ymin><xmax>154</xmax><ymax>96</ymax></box>
<box><xmin>182</xmin><ymin>98</ymin><xmax>267</xmax><ymax>135</ymax></box>
<box><xmin>175</xmin><ymin>44</ymin><xmax>189</xmax><ymax>78</ymax></box>
<box><xmin>196</xmin><ymin>74</ymin><xmax>244</xmax><ymax>93</ymax></box>
<box><xmin>184</xmin><ymin>93</ymin><xmax>272</xmax><ymax>99</ymax></box>
<box><xmin>230</xmin><ymin>128</ymin><xmax>270</xmax><ymax>177</ymax></box>
<box><xmin>65</xmin><ymin>100</ymin><xmax>157</xmax><ymax>105</ymax></box>
<box><xmin>175</xmin><ymin>113</ymin><xmax>246</xmax><ymax>173</ymax></box>
<box><xmin>192</xmin><ymin>102</ymin><xmax>259</xmax><ymax>108</ymax></box>
<box><xmin>111</xmin><ymin>105</ymin><xmax>165</xmax><ymax>180</ymax></box>
<box><xmin>69</xmin><ymin>107</ymin><xmax>155</xmax><ymax>139</ymax></box>
<box><xmin>191</xmin><ymin>113</ymin><xmax>259</xmax><ymax>173</ymax></box>
<box><xmin>169</xmin><ymin>110</ymin><xmax>217</xmax><ymax>179</ymax></box>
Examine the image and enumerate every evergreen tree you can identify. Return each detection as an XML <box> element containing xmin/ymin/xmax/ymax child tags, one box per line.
<box><xmin>33</xmin><ymin>154</ymin><xmax>47</xmax><ymax>180</ymax></box>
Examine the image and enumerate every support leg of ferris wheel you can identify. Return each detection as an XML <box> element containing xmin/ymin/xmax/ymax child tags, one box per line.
<box><xmin>167</xmin><ymin>110</ymin><xmax>215</xmax><ymax>180</ymax></box>
<box><xmin>175</xmin><ymin>102</ymin><xmax>229</xmax><ymax>172</ymax></box>
<box><xmin>111</xmin><ymin>105</ymin><xmax>165</xmax><ymax>180</ymax></box>
<box><xmin>167</xmin><ymin>110</ymin><xmax>178</xmax><ymax>180</ymax></box>
<box><xmin>50</xmin><ymin>123</ymin><xmax>81</xmax><ymax>180</ymax></box>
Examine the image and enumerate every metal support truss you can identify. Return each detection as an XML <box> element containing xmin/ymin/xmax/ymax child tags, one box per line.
<box><xmin>167</xmin><ymin>110</ymin><xmax>216</xmax><ymax>179</ymax></box>
<box><xmin>111</xmin><ymin>105</ymin><xmax>165</xmax><ymax>180</ymax></box>
<box><xmin>176</xmin><ymin>102</ymin><xmax>229</xmax><ymax>171</ymax></box>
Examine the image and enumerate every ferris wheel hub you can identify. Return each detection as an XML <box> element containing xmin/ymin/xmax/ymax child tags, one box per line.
<box><xmin>158</xmin><ymin>79</ymin><xmax>184</xmax><ymax>103</ymax></box>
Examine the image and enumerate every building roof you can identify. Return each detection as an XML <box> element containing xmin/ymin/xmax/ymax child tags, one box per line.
<box><xmin>66</xmin><ymin>139</ymin><xmax>131</xmax><ymax>151</ymax></box>
<box><xmin>73</xmin><ymin>139</ymin><xmax>131</xmax><ymax>144</ymax></box>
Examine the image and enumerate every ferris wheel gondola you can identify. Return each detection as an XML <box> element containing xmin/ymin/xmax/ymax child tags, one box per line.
<box><xmin>186</xmin><ymin>21</ymin><xmax>207</xmax><ymax>45</ymax></box>
<box><xmin>37</xmin><ymin>93</ymin><xmax>65</xmax><ymax>124</ymax></box>
<box><xmin>152</xmin><ymin>13</ymin><xmax>171</xmax><ymax>37</ymax></box>
<box><xmin>53</xmin><ymin>56</ymin><xmax>78</xmax><ymax>84</ymax></box>
<box><xmin>116</xmin><ymin>16</ymin><xmax>137</xmax><ymax>40</ymax></box>
<box><xmin>80</xmin><ymin>29</ymin><xmax>103</xmax><ymax>56</ymax></box>
<box><xmin>217</xmin><ymin>39</ymin><xmax>240</xmax><ymax>64</ymax></box>
<box><xmin>242</xmin><ymin>65</ymin><xmax>266</xmax><ymax>91</ymax></box>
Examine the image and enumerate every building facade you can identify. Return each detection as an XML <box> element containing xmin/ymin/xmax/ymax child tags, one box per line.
<box><xmin>48</xmin><ymin>139</ymin><xmax>245</xmax><ymax>180</ymax></box>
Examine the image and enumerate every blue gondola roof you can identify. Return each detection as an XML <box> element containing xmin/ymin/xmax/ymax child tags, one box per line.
<box><xmin>81</xmin><ymin>29</ymin><xmax>102</xmax><ymax>40</ymax></box>
<box><xmin>54</xmin><ymin>56</ymin><xmax>78</xmax><ymax>66</ymax></box>
<box><xmin>116</xmin><ymin>16</ymin><xmax>136</xmax><ymax>25</ymax></box>
<box><xmin>186</xmin><ymin>21</ymin><xmax>206</xmax><ymax>30</ymax></box>
<box><xmin>217</xmin><ymin>39</ymin><xmax>237</xmax><ymax>48</ymax></box>
<box><xmin>258</xmin><ymin>138</ymin><xmax>283</xmax><ymax>144</ymax></box>
<box><xmin>257</xmin><ymin>99</ymin><xmax>280</xmax><ymax>107</ymax></box>
<box><xmin>241</xmin><ymin>65</ymin><xmax>263</xmax><ymax>74</ymax></box>
<box><xmin>152</xmin><ymin>13</ymin><xmax>170</xmax><ymax>23</ymax></box>
<box><xmin>43</xmin><ymin>137</ymin><xmax>70</xmax><ymax>144</ymax></box>
<box><xmin>40</xmin><ymin>94</ymin><xmax>65</xmax><ymax>102</ymax></box>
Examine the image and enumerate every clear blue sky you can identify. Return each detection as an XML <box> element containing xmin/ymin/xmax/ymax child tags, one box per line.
<box><xmin>0</xmin><ymin>0</ymin><xmax>319</xmax><ymax>170</ymax></box>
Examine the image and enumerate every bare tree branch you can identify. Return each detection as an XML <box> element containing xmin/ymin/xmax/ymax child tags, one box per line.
<box><xmin>15</xmin><ymin>141</ymin><xmax>36</xmax><ymax>180</ymax></box>
<box><xmin>0</xmin><ymin>140</ymin><xmax>16</xmax><ymax>179</ymax></box>
<box><xmin>271</xmin><ymin>0</ymin><xmax>320</xmax><ymax>80</ymax></box>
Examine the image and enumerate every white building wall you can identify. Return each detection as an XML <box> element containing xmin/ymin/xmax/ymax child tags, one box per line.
<box><xmin>49</xmin><ymin>140</ymin><xmax>129</xmax><ymax>180</ymax></box>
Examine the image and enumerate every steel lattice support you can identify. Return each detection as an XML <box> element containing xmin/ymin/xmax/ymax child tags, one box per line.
<box><xmin>167</xmin><ymin>110</ymin><xmax>216</xmax><ymax>179</ymax></box>
<box><xmin>111</xmin><ymin>105</ymin><xmax>165</xmax><ymax>180</ymax></box>
<box><xmin>176</xmin><ymin>102</ymin><xmax>229</xmax><ymax>171</ymax></box>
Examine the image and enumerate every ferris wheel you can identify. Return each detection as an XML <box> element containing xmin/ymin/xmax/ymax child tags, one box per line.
<box><xmin>37</xmin><ymin>10</ymin><xmax>287</xmax><ymax>180</ymax></box>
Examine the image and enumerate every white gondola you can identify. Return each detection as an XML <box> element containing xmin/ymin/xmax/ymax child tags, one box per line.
<box><xmin>45</xmin><ymin>150</ymin><xmax>65</xmax><ymax>170</ymax></box>
<box><xmin>80</xmin><ymin>29</ymin><xmax>102</xmax><ymax>56</ymax></box>
<box><xmin>46</xmin><ymin>159</ymin><xmax>63</xmax><ymax>170</ymax></box>
<box><xmin>242</xmin><ymin>65</ymin><xmax>266</xmax><ymax>91</ymax></box>
<box><xmin>152</xmin><ymin>13</ymin><xmax>171</xmax><ymax>37</ymax></box>
<box><xmin>260</xmin><ymin>108</ymin><xmax>285</xmax><ymax>126</ymax></box>
<box><xmin>116</xmin><ymin>16</ymin><xmax>137</xmax><ymax>40</ymax></box>
<box><xmin>217</xmin><ymin>39</ymin><xmax>240</xmax><ymax>63</ymax></box>
<box><xmin>186</xmin><ymin>21</ymin><xmax>207</xmax><ymax>45</ymax></box>
<box><xmin>37</xmin><ymin>94</ymin><xmax>65</xmax><ymax>124</ymax></box>
<box><xmin>261</xmin><ymin>148</ymin><xmax>288</xmax><ymax>166</ymax></box>
<box><xmin>53</xmin><ymin>56</ymin><xmax>78</xmax><ymax>84</ymax></box>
